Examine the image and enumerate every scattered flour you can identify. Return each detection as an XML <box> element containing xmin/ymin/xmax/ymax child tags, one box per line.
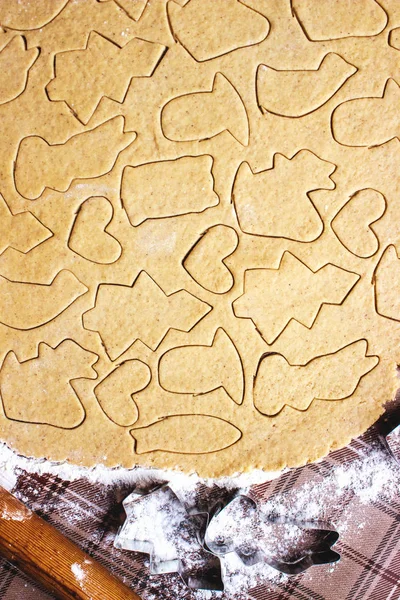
<box><xmin>71</xmin><ymin>559</ymin><xmax>92</xmax><ymax>593</ymax></box>
<box><xmin>0</xmin><ymin>501</ymin><xmax>31</xmax><ymax>522</ymax></box>
<box><xmin>0</xmin><ymin>439</ymin><xmax>399</xmax><ymax>599</ymax></box>
<box><xmin>221</xmin><ymin>553</ymin><xmax>286</xmax><ymax>597</ymax></box>
<box><xmin>71</xmin><ymin>562</ymin><xmax>86</xmax><ymax>582</ymax></box>
<box><xmin>259</xmin><ymin>447</ymin><xmax>400</xmax><ymax>525</ymax></box>
<box><xmin>0</xmin><ymin>440</ymin><xmax>281</xmax><ymax>490</ymax></box>
<box><xmin>115</xmin><ymin>445</ymin><xmax>400</xmax><ymax>598</ymax></box>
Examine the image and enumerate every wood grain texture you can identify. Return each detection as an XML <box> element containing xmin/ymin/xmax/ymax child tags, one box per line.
<box><xmin>0</xmin><ymin>486</ymin><xmax>141</xmax><ymax>600</ymax></box>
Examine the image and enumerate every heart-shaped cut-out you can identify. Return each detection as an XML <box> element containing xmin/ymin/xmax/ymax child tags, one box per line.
<box><xmin>68</xmin><ymin>196</ymin><xmax>122</xmax><ymax>264</ymax></box>
<box><xmin>331</xmin><ymin>188</ymin><xmax>386</xmax><ymax>258</ymax></box>
<box><xmin>183</xmin><ymin>224</ymin><xmax>238</xmax><ymax>294</ymax></box>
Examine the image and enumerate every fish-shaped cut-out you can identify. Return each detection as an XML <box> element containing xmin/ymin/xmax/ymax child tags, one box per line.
<box><xmin>83</xmin><ymin>271</ymin><xmax>211</xmax><ymax>360</ymax></box>
<box><xmin>97</xmin><ymin>0</ymin><xmax>149</xmax><ymax>22</ymax></box>
<box><xmin>256</xmin><ymin>53</ymin><xmax>357</xmax><ymax>118</ymax></box>
<box><xmin>159</xmin><ymin>328</ymin><xmax>244</xmax><ymax>404</ymax></box>
<box><xmin>131</xmin><ymin>415</ymin><xmax>241</xmax><ymax>454</ymax></box>
<box><xmin>94</xmin><ymin>360</ymin><xmax>151</xmax><ymax>426</ymax></box>
<box><xmin>233</xmin><ymin>151</ymin><xmax>334</xmax><ymax>242</ymax></box>
<box><xmin>0</xmin><ymin>270</ymin><xmax>87</xmax><ymax>330</ymax></box>
<box><xmin>68</xmin><ymin>196</ymin><xmax>122</xmax><ymax>264</ymax></box>
<box><xmin>0</xmin><ymin>340</ymin><xmax>98</xmax><ymax>428</ymax></box>
<box><xmin>332</xmin><ymin>79</ymin><xmax>400</xmax><ymax>147</ymax></box>
<box><xmin>167</xmin><ymin>0</ymin><xmax>270</xmax><ymax>62</ymax></box>
<box><xmin>0</xmin><ymin>36</ymin><xmax>39</xmax><ymax>105</ymax></box>
<box><xmin>15</xmin><ymin>116</ymin><xmax>136</xmax><ymax>200</ymax></box>
<box><xmin>291</xmin><ymin>0</ymin><xmax>388</xmax><ymax>41</ymax></box>
<box><xmin>331</xmin><ymin>189</ymin><xmax>386</xmax><ymax>258</ymax></box>
<box><xmin>121</xmin><ymin>155</ymin><xmax>218</xmax><ymax>226</ymax></box>
<box><xmin>0</xmin><ymin>0</ymin><xmax>69</xmax><ymax>30</ymax></box>
<box><xmin>374</xmin><ymin>245</ymin><xmax>400</xmax><ymax>321</ymax></box>
<box><xmin>47</xmin><ymin>32</ymin><xmax>166</xmax><ymax>124</ymax></box>
<box><xmin>233</xmin><ymin>253</ymin><xmax>359</xmax><ymax>344</ymax></box>
<box><xmin>254</xmin><ymin>341</ymin><xmax>379</xmax><ymax>415</ymax></box>
<box><xmin>0</xmin><ymin>193</ymin><xmax>52</xmax><ymax>256</ymax></box>
<box><xmin>183</xmin><ymin>225</ymin><xmax>238</xmax><ymax>294</ymax></box>
<box><xmin>161</xmin><ymin>73</ymin><xmax>249</xmax><ymax>145</ymax></box>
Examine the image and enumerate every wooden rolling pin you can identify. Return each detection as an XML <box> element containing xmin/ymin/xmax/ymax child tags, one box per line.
<box><xmin>0</xmin><ymin>485</ymin><xmax>141</xmax><ymax>600</ymax></box>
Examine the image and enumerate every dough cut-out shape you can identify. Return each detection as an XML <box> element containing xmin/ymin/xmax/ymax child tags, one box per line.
<box><xmin>0</xmin><ymin>36</ymin><xmax>39</xmax><ymax>105</ymax></box>
<box><xmin>331</xmin><ymin>189</ymin><xmax>386</xmax><ymax>258</ymax></box>
<box><xmin>389</xmin><ymin>27</ymin><xmax>400</xmax><ymax>50</ymax></box>
<box><xmin>68</xmin><ymin>196</ymin><xmax>122</xmax><ymax>264</ymax></box>
<box><xmin>94</xmin><ymin>359</ymin><xmax>151</xmax><ymax>426</ymax></box>
<box><xmin>0</xmin><ymin>340</ymin><xmax>98</xmax><ymax>428</ymax></box>
<box><xmin>256</xmin><ymin>53</ymin><xmax>357</xmax><ymax>118</ymax></box>
<box><xmin>0</xmin><ymin>270</ymin><xmax>87</xmax><ymax>330</ymax></box>
<box><xmin>161</xmin><ymin>72</ymin><xmax>249</xmax><ymax>145</ymax></box>
<box><xmin>183</xmin><ymin>224</ymin><xmax>238</xmax><ymax>294</ymax></box>
<box><xmin>97</xmin><ymin>0</ymin><xmax>149</xmax><ymax>21</ymax></box>
<box><xmin>131</xmin><ymin>414</ymin><xmax>242</xmax><ymax>454</ymax></box>
<box><xmin>0</xmin><ymin>0</ymin><xmax>69</xmax><ymax>30</ymax></box>
<box><xmin>0</xmin><ymin>194</ymin><xmax>52</xmax><ymax>256</ymax></box>
<box><xmin>232</xmin><ymin>151</ymin><xmax>334</xmax><ymax>241</ymax></box>
<box><xmin>83</xmin><ymin>271</ymin><xmax>212</xmax><ymax>360</ymax></box>
<box><xmin>332</xmin><ymin>79</ymin><xmax>400</xmax><ymax>148</ymax></box>
<box><xmin>47</xmin><ymin>32</ymin><xmax>166</xmax><ymax>125</ymax></box>
<box><xmin>158</xmin><ymin>328</ymin><xmax>244</xmax><ymax>404</ymax></box>
<box><xmin>291</xmin><ymin>0</ymin><xmax>388</xmax><ymax>41</ymax></box>
<box><xmin>254</xmin><ymin>340</ymin><xmax>379</xmax><ymax>416</ymax></box>
<box><xmin>121</xmin><ymin>155</ymin><xmax>218</xmax><ymax>226</ymax></box>
<box><xmin>167</xmin><ymin>0</ymin><xmax>270</xmax><ymax>62</ymax></box>
<box><xmin>233</xmin><ymin>253</ymin><xmax>359</xmax><ymax>344</ymax></box>
<box><xmin>15</xmin><ymin>116</ymin><xmax>136</xmax><ymax>200</ymax></box>
<box><xmin>373</xmin><ymin>245</ymin><xmax>400</xmax><ymax>321</ymax></box>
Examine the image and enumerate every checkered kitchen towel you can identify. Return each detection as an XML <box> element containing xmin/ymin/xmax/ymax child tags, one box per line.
<box><xmin>0</xmin><ymin>415</ymin><xmax>399</xmax><ymax>600</ymax></box>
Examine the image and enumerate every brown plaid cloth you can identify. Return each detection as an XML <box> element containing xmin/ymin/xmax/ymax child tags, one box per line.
<box><xmin>0</xmin><ymin>412</ymin><xmax>399</xmax><ymax>600</ymax></box>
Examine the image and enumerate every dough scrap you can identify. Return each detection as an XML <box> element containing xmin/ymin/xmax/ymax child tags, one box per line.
<box><xmin>0</xmin><ymin>0</ymin><xmax>400</xmax><ymax>477</ymax></box>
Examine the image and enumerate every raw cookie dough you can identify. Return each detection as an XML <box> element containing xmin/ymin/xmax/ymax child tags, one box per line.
<box><xmin>0</xmin><ymin>0</ymin><xmax>400</xmax><ymax>477</ymax></box>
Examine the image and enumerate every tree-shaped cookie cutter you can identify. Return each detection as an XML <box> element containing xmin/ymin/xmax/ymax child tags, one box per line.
<box><xmin>114</xmin><ymin>482</ymin><xmax>224</xmax><ymax>591</ymax></box>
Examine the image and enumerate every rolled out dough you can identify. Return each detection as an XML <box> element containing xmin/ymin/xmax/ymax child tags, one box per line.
<box><xmin>0</xmin><ymin>0</ymin><xmax>399</xmax><ymax>477</ymax></box>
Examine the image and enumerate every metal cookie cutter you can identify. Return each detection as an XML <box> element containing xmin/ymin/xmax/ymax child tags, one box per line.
<box><xmin>377</xmin><ymin>384</ymin><xmax>400</xmax><ymax>462</ymax></box>
<box><xmin>205</xmin><ymin>494</ymin><xmax>340</xmax><ymax>575</ymax></box>
<box><xmin>114</xmin><ymin>482</ymin><xmax>224</xmax><ymax>591</ymax></box>
<box><xmin>384</xmin><ymin>424</ymin><xmax>400</xmax><ymax>463</ymax></box>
